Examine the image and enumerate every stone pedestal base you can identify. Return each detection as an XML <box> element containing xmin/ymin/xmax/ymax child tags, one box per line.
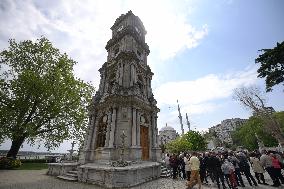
<box><xmin>151</xmin><ymin>147</ymin><xmax>162</xmax><ymax>162</ymax></box>
<box><xmin>86</xmin><ymin>146</ymin><xmax>144</xmax><ymax>162</ymax></box>
<box><xmin>77</xmin><ymin>161</ymin><xmax>161</xmax><ymax>188</ymax></box>
<box><xmin>47</xmin><ymin>162</ymin><xmax>78</xmax><ymax>176</ymax></box>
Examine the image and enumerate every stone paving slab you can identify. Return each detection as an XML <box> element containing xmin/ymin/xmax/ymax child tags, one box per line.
<box><xmin>0</xmin><ymin>169</ymin><xmax>283</xmax><ymax>189</ymax></box>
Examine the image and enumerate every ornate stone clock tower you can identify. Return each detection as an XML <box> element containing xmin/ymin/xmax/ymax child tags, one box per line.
<box><xmin>81</xmin><ymin>11</ymin><xmax>160</xmax><ymax>163</ymax></box>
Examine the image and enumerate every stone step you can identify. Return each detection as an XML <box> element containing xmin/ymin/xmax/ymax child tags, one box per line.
<box><xmin>160</xmin><ymin>174</ymin><xmax>171</xmax><ymax>178</ymax></box>
<box><xmin>65</xmin><ymin>173</ymin><xmax>77</xmax><ymax>178</ymax></box>
<box><xmin>57</xmin><ymin>175</ymin><xmax>77</xmax><ymax>181</ymax></box>
<box><xmin>68</xmin><ymin>170</ymin><xmax>78</xmax><ymax>174</ymax></box>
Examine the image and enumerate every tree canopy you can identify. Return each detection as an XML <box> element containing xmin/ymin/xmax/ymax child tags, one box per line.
<box><xmin>165</xmin><ymin>131</ymin><xmax>207</xmax><ymax>153</ymax></box>
<box><xmin>233</xmin><ymin>86</ymin><xmax>284</xmax><ymax>146</ymax></box>
<box><xmin>255</xmin><ymin>41</ymin><xmax>284</xmax><ymax>92</ymax></box>
<box><xmin>0</xmin><ymin>37</ymin><xmax>94</xmax><ymax>158</ymax></box>
<box><xmin>232</xmin><ymin>112</ymin><xmax>284</xmax><ymax>151</ymax></box>
<box><xmin>231</xmin><ymin>117</ymin><xmax>277</xmax><ymax>151</ymax></box>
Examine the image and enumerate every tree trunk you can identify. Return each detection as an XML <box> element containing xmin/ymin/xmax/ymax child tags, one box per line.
<box><xmin>6</xmin><ymin>136</ymin><xmax>26</xmax><ymax>159</ymax></box>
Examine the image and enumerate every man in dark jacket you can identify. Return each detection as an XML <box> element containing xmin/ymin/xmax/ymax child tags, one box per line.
<box><xmin>237</xmin><ymin>152</ymin><xmax>258</xmax><ymax>186</ymax></box>
<box><xmin>207</xmin><ymin>152</ymin><xmax>226</xmax><ymax>189</ymax></box>
<box><xmin>199</xmin><ymin>153</ymin><xmax>209</xmax><ymax>184</ymax></box>
<box><xmin>170</xmin><ymin>154</ymin><xmax>179</xmax><ymax>179</ymax></box>
<box><xmin>179</xmin><ymin>154</ymin><xmax>186</xmax><ymax>179</ymax></box>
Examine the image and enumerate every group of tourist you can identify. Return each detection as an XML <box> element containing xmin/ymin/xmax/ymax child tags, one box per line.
<box><xmin>163</xmin><ymin>150</ymin><xmax>284</xmax><ymax>189</ymax></box>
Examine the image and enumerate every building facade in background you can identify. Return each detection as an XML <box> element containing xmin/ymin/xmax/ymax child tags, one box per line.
<box><xmin>158</xmin><ymin>124</ymin><xmax>179</xmax><ymax>146</ymax></box>
<box><xmin>253</xmin><ymin>106</ymin><xmax>276</xmax><ymax>116</ymax></box>
<box><xmin>209</xmin><ymin>118</ymin><xmax>247</xmax><ymax>145</ymax></box>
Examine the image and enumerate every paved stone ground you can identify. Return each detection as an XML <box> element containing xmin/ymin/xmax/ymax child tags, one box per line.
<box><xmin>0</xmin><ymin>169</ymin><xmax>283</xmax><ymax>189</ymax></box>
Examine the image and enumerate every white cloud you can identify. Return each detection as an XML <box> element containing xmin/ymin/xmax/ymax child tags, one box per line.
<box><xmin>0</xmin><ymin>0</ymin><xmax>207</xmax><ymax>87</ymax></box>
<box><xmin>154</xmin><ymin>66</ymin><xmax>259</xmax><ymax>107</ymax></box>
<box><xmin>125</xmin><ymin>0</ymin><xmax>208</xmax><ymax>60</ymax></box>
<box><xmin>155</xmin><ymin>67</ymin><xmax>259</xmax><ymax>133</ymax></box>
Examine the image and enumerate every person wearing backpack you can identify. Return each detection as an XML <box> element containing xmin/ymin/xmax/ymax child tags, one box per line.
<box><xmin>221</xmin><ymin>159</ymin><xmax>238</xmax><ymax>189</ymax></box>
<box><xmin>228</xmin><ymin>152</ymin><xmax>245</xmax><ymax>187</ymax></box>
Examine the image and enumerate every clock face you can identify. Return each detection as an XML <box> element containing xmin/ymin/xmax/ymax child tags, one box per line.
<box><xmin>117</xmin><ymin>25</ymin><xmax>123</xmax><ymax>32</ymax></box>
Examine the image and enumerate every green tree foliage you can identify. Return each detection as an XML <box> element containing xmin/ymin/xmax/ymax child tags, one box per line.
<box><xmin>166</xmin><ymin>131</ymin><xmax>206</xmax><ymax>153</ymax></box>
<box><xmin>231</xmin><ymin>113</ymin><xmax>284</xmax><ymax>151</ymax></box>
<box><xmin>233</xmin><ymin>86</ymin><xmax>284</xmax><ymax>146</ymax></box>
<box><xmin>275</xmin><ymin>111</ymin><xmax>284</xmax><ymax>127</ymax></box>
<box><xmin>165</xmin><ymin>136</ymin><xmax>191</xmax><ymax>154</ymax></box>
<box><xmin>0</xmin><ymin>37</ymin><xmax>95</xmax><ymax>158</ymax></box>
<box><xmin>184</xmin><ymin>131</ymin><xmax>207</xmax><ymax>151</ymax></box>
<box><xmin>255</xmin><ymin>41</ymin><xmax>284</xmax><ymax>92</ymax></box>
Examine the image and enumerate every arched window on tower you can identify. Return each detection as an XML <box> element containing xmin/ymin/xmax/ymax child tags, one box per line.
<box><xmin>96</xmin><ymin>115</ymin><xmax>108</xmax><ymax>148</ymax></box>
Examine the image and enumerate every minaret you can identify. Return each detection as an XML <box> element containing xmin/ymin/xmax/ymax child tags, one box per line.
<box><xmin>186</xmin><ymin>113</ymin><xmax>190</xmax><ymax>131</ymax></box>
<box><xmin>177</xmin><ymin>100</ymin><xmax>184</xmax><ymax>135</ymax></box>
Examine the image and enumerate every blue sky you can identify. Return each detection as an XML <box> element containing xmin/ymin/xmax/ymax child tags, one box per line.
<box><xmin>0</xmin><ymin>0</ymin><xmax>283</xmax><ymax>152</ymax></box>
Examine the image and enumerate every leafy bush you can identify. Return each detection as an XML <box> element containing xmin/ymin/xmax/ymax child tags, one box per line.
<box><xmin>0</xmin><ymin>157</ymin><xmax>22</xmax><ymax>169</ymax></box>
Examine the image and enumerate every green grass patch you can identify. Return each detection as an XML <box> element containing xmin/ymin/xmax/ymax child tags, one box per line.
<box><xmin>16</xmin><ymin>163</ymin><xmax>48</xmax><ymax>170</ymax></box>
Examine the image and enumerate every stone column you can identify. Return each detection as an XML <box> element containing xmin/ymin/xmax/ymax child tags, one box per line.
<box><xmin>126</xmin><ymin>64</ymin><xmax>130</xmax><ymax>88</ymax></box>
<box><xmin>108</xmin><ymin>108</ymin><xmax>117</xmax><ymax>147</ymax></box>
<box><xmin>123</xmin><ymin>64</ymin><xmax>127</xmax><ymax>87</ymax></box>
<box><xmin>148</xmin><ymin>77</ymin><xmax>152</xmax><ymax>97</ymax></box>
<box><xmin>137</xmin><ymin>110</ymin><xmax>141</xmax><ymax>146</ymax></box>
<box><xmin>155</xmin><ymin>115</ymin><xmax>158</xmax><ymax>146</ymax></box>
<box><xmin>131</xmin><ymin>108</ymin><xmax>137</xmax><ymax>146</ymax></box>
<box><xmin>130</xmin><ymin>64</ymin><xmax>134</xmax><ymax>87</ymax></box>
<box><xmin>119</xmin><ymin>64</ymin><xmax>123</xmax><ymax>85</ymax></box>
<box><xmin>91</xmin><ymin>119</ymin><xmax>99</xmax><ymax>150</ymax></box>
<box><xmin>104</xmin><ymin>111</ymin><xmax>112</xmax><ymax>147</ymax></box>
<box><xmin>85</xmin><ymin>116</ymin><xmax>94</xmax><ymax>150</ymax></box>
<box><xmin>100</xmin><ymin>72</ymin><xmax>105</xmax><ymax>94</ymax></box>
<box><xmin>133</xmin><ymin>66</ymin><xmax>137</xmax><ymax>83</ymax></box>
<box><xmin>116</xmin><ymin>66</ymin><xmax>120</xmax><ymax>83</ymax></box>
<box><xmin>152</xmin><ymin>115</ymin><xmax>157</xmax><ymax>148</ymax></box>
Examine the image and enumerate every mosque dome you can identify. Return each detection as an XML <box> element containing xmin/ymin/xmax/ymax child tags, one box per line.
<box><xmin>160</xmin><ymin>125</ymin><xmax>176</xmax><ymax>132</ymax></box>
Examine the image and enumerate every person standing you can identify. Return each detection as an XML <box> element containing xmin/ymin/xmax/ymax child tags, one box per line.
<box><xmin>170</xmin><ymin>154</ymin><xmax>179</xmax><ymax>179</ymax></box>
<box><xmin>228</xmin><ymin>152</ymin><xmax>245</xmax><ymax>187</ymax></box>
<box><xmin>187</xmin><ymin>152</ymin><xmax>201</xmax><ymax>189</ymax></box>
<box><xmin>260</xmin><ymin>150</ymin><xmax>280</xmax><ymax>187</ymax></box>
<box><xmin>270</xmin><ymin>152</ymin><xmax>284</xmax><ymax>185</ymax></box>
<box><xmin>211</xmin><ymin>153</ymin><xmax>227</xmax><ymax>189</ymax></box>
<box><xmin>184</xmin><ymin>154</ymin><xmax>191</xmax><ymax>181</ymax></box>
<box><xmin>165</xmin><ymin>153</ymin><xmax>171</xmax><ymax>176</ymax></box>
<box><xmin>179</xmin><ymin>154</ymin><xmax>186</xmax><ymax>179</ymax></box>
<box><xmin>199</xmin><ymin>153</ymin><xmax>209</xmax><ymax>185</ymax></box>
<box><xmin>238</xmin><ymin>152</ymin><xmax>258</xmax><ymax>186</ymax></box>
<box><xmin>221</xmin><ymin>159</ymin><xmax>237</xmax><ymax>189</ymax></box>
<box><xmin>249</xmin><ymin>152</ymin><xmax>268</xmax><ymax>185</ymax></box>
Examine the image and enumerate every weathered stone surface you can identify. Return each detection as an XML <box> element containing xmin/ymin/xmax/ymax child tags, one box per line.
<box><xmin>80</xmin><ymin>11</ymin><xmax>160</xmax><ymax>164</ymax></box>
<box><xmin>47</xmin><ymin>163</ymin><xmax>77</xmax><ymax>176</ymax></box>
<box><xmin>78</xmin><ymin>162</ymin><xmax>161</xmax><ymax>188</ymax></box>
